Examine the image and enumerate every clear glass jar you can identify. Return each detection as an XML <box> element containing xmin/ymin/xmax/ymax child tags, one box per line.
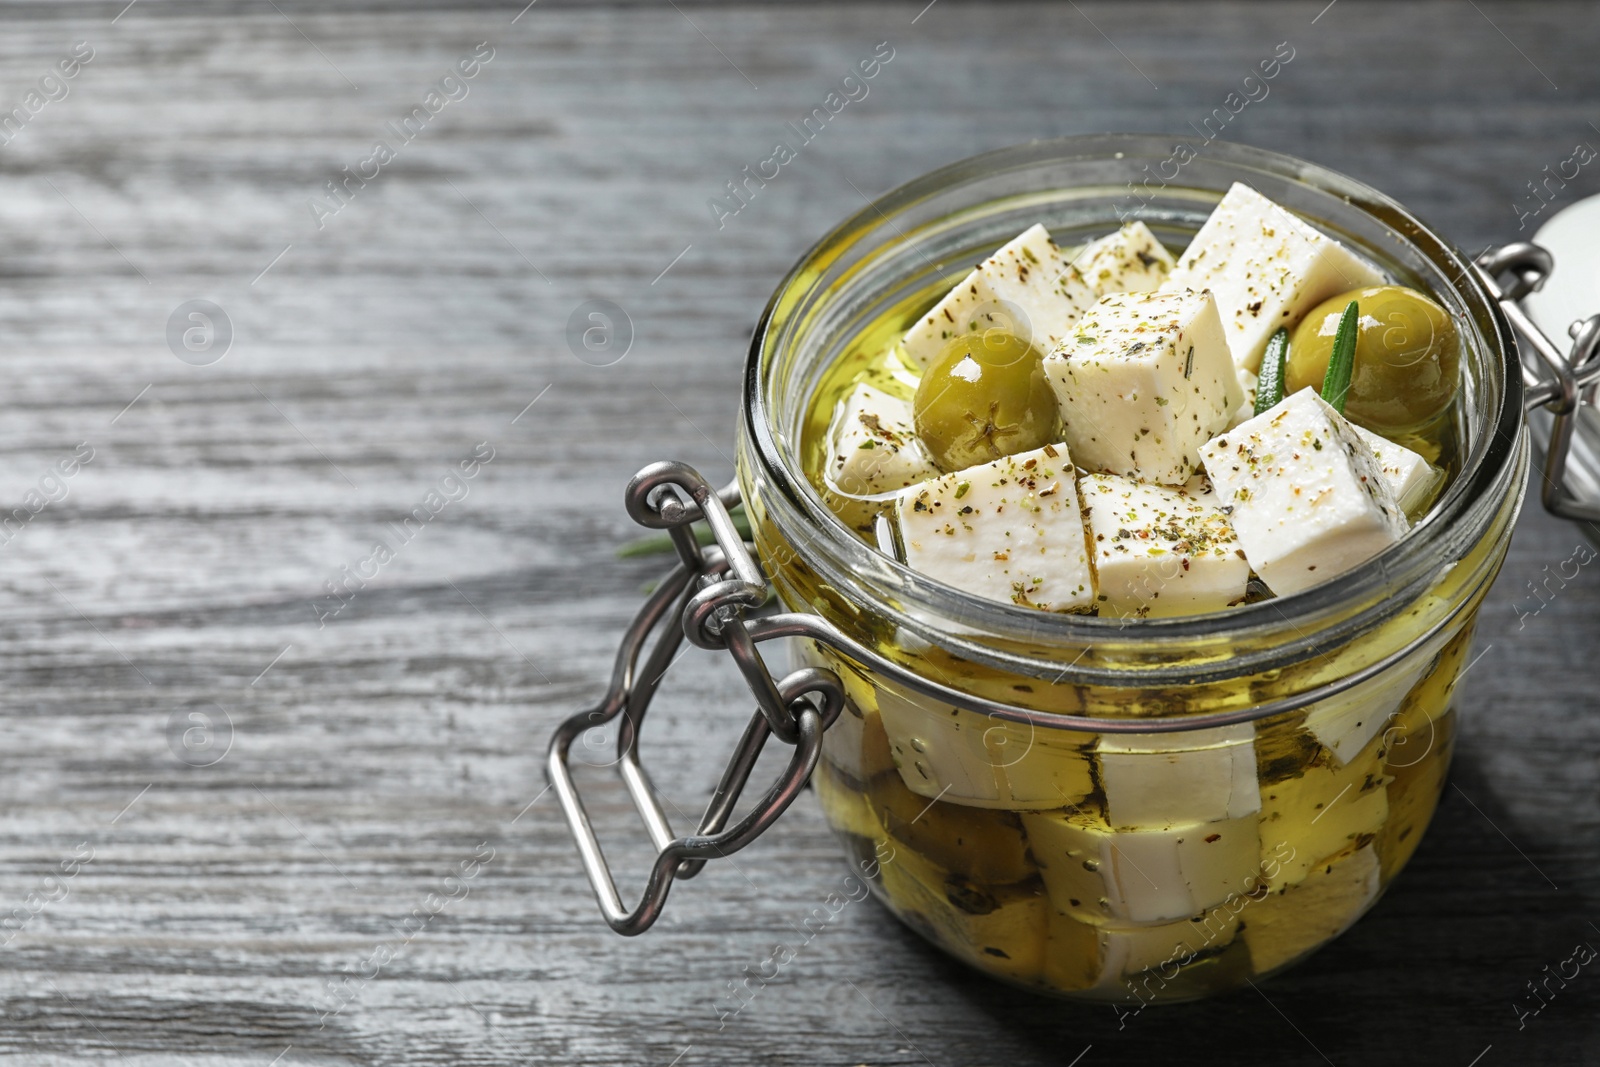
<box><xmin>734</xmin><ymin>136</ymin><xmax>1527</xmax><ymax>1002</ymax></box>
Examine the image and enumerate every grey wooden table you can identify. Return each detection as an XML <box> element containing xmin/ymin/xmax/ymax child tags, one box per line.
<box><xmin>0</xmin><ymin>1</ymin><xmax>1596</xmax><ymax>1064</ymax></box>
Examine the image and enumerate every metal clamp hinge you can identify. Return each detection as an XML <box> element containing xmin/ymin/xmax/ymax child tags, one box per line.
<box><xmin>546</xmin><ymin>461</ymin><xmax>844</xmax><ymax>936</ymax></box>
<box><xmin>1476</xmin><ymin>243</ymin><xmax>1600</xmax><ymax>523</ymax></box>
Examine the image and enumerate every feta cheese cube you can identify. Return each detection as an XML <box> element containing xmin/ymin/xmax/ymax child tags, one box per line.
<box><xmin>901</xmin><ymin>224</ymin><xmax>1097</xmax><ymax>369</ymax></box>
<box><xmin>1301</xmin><ymin>690</ymin><xmax>1394</xmax><ymax>768</ymax></box>
<box><xmin>1259</xmin><ymin>731</ymin><xmax>1389</xmax><ymax>889</ymax></box>
<box><xmin>1098</xmin><ymin>722</ymin><xmax>1260</xmax><ymax>828</ymax></box>
<box><xmin>1023</xmin><ymin>808</ymin><xmax>1263</xmax><ymax>924</ymax></box>
<box><xmin>1300</xmin><ymin>647</ymin><xmax>1433</xmax><ymax>766</ymax></box>
<box><xmin>989</xmin><ymin>729</ymin><xmax>1099</xmax><ymax>812</ymax></box>
<box><xmin>1102</xmin><ymin>908</ymin><xmax>1243</xmax><ymax>983</ymax></box>
<box><xmin>876</xmin><ymin>685</ymin><xmax>1097</xmax><ymax>810</ymax></box>
<box><xmin>1241</xmin><ymin>844</ymin><xmax>1381</xmax><ymax>975</ymax></box>
<box><xmin>1198</xmin><ymin>388</ymin><xmax>1408</xmax><ymax>597</ymax></box>
<box><xmin>1046</xmin><ymin>905</ymin><xmax>1244</xmax><ymax>994</ymax></box>
<box><xmin>1073</xmin><ymin>221</ymin><xmax>1175</xmax><ymax>295</ymax></box>
<box><xmin>896</xmin><ymin>443</ymin><xmax>1095</xmax><ymax>612</ymax></box>
<box><xmin>1165</xmin><ymin>183</ymin><xmax>1385</xmax><ymax>372</ymax></box>
<box><xmin>877</xmin><ymin>844</ymin><xmax>1049</xmax><ymax>982</ymax></box>
<box><xmin>1351</xmin><ymin>424</ymin><xmax>1442</xmax><ymax>517</ymax></box>
<box><xmin>1079</xmin><ymin>473</ymin><xmax>1251</xmax><ymax>618</ymax></box>
<box><xmin>1044</xmin><ymin>289</ymin><xmax>1243</xmax><ymax>485</ymax></box>
<box><xmin>824</xmin><ymin>383</ymin><xmax>940</xmax><ymax>497</ymax></box>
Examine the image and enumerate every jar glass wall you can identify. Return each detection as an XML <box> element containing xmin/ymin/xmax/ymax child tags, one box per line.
<box><xmin>735</xmin><ymin>137</ymin><xmax>1527</xmax><ymax>1002</ymax></box>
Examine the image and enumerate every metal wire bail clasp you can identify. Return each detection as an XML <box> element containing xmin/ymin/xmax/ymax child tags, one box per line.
<box><xmin>546</xmin><ymin>461</ymin><xmax>845</xmax><ymax>936</ymax></box>
<box><xmin>1477</xmin><ymin>243</ymin><xmax>1600</xmax><ymax>522</ymax></box>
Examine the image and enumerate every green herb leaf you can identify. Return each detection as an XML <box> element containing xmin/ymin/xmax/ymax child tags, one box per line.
<box><xmin>1254</xmin><ymin>327</ymin><xmax>1290</xmax><ymax>415</ymax></box>
<box><xmin>1321</xmin><ymin>300</ymin><xmax>1359</xmax><ymax>415</ymax></box>
<box><xmin>616</xmin><ymin>526</ymin><xmax>710</xmax><ymax>558</ymax></box>
<box><xmin>616</xmin><ymin>503</ymin><xmax>752</xmax><ymax>558</ymax></box>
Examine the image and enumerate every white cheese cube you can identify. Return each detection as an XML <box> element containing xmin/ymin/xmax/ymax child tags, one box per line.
<box><xmin>824</xmin><ymin>383</ymin><xmax>940</xmax><ymax>497</ymax></box>
<box><xmin>901</xmin><ymin>224</ymin><xmax>1097</xmax><ymax>369</ymax></box>
<box><xmin>1079</xmin><ymin>473</ymin><xmax>1251</xmax><ymax>618</ymax></box>
<box><xmin>1302</xmin><ymin>689</ymin><xmax>1394</xmax><ymax>767</ymax></box>
<box><xmin>1351</xmin><ymin>424</ymin><xmax>1442</xmax><ymax>517</ymax></box>
<box><xmin>1101</xmin><ymin>909</ymin><xmax>1242</xmax><ymax>982</ymax></box>
<box><xmin>875</xmin><ymin>686</ymin><xmax>1097</xmax><ymax>810</ymax></box>
<box><xmin>876</xmin><ymin>843</ymin><xmax>1050</xmax><ymax>982</ymax></box>
<box><xmin>1099</xmin><ymin>722</ymin><xmax>1260</xmax><ymax>828</ymax></box>
<box><xmin>1023</xmin><ymin>808</ymin><xmax>1263</xmax><ymax>924</ymax></box>
<box><xmin>1259</xmin><ymin>736</ymin><xmax>1389</xmax><ymax>890</ymax></box>
<box><xmin>876</xmin><ymin>686</ymin><xmax>1009</xmax><ymax>806</ymax></box>
<box><xmin>1046</xmin><ymin>905</ymin><xmax>1244</xmax><ymax>994</ymax></box>
<box><xmin>1198</xmin><ymin>388</ymin><xmax>1408</xmax><ymax>598</ymax></box>
<box><xmin>1165</xmin><ymin>182</ymin><xmax>1385</xmax><ymax>372</ymax></box>
<box><xmin>1300</xmin><ymin>632</ymin><xmax>1438</xmax><ymax>765</ymax></box>
<box><xmin>896</xmin><ymin>443</ymin><xmax>1095</xmax><ymax>613</ymax></box>
<box><xmin>1242</xmin><ymin>844</ymin><xmax>1381</xmax><ymax>975</ymax></box>
<box><xmin>1044</xmin><ymin>289</ymin><xmax>1243</xmax><ymax>485</ymax></box>
<box><xmin>1073</xmin><ymin>221</ymin><xmax>1175</xmax><ymax>295</ymax></box>
<box><xmin>990</xmin><ymin>730</ymin><xmax>1100</xmax><ymax>811</ymax></box>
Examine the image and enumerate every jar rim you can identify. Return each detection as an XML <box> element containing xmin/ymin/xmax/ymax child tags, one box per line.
<box><xmin>742</xmin><ymin>134</ymin><xmax>1524</xmax><ymax>685</ymax></box>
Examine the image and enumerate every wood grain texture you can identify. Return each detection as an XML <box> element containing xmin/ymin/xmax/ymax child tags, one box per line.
<box><xmin>0</xmin><ymin>1</ymin><xmax>1595</xmax><ymax>1064</ymax></box>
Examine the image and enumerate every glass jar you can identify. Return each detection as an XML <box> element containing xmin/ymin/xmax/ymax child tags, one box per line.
<box><xmin>734</xmin><ymin>136</ymin><xmax>1523</xmax><ymax>1002</ymax></box>
<box><xmin>549</xmin><ymin>135</ymin><xmax>1600</xmax><ymax>1005</ymax></box>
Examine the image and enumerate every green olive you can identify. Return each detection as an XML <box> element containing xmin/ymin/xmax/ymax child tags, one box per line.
<box><xmin>1285</xmin><ymin>285</ymin><xmax>1460</xmax><ymax>432</ymax></box>
<box><xmin>913</xmin><ymin>330</ymin><xmax>1057</xmax><ymax>472</ymax></box>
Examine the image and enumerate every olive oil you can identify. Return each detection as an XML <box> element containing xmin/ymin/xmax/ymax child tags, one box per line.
<box><xmin>781</xmin><ymin>240</ymin><xmax>1479</xmax><ymax>1001</ymax></box>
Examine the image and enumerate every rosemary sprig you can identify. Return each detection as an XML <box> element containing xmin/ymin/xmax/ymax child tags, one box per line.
<box><xmin>616</xmin><ymin>502</ymin><xmax>752</xmax><ymax>558</ymax></box>
<box><xmin>1254</xmin><ymin>327</ymin><xmax>1290</xmax><ymax>415</ymax></box>
<box><xmin>1321</xmin><ymin>300</ymin><xmax>1360</xmax><ymax>415</ymax></box>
